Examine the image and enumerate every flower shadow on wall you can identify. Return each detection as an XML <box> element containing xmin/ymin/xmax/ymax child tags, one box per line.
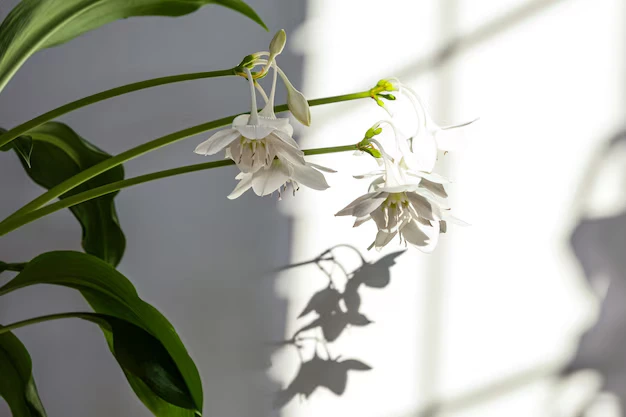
<box><xmin>559</xmin><ymin>129</ymin><xmax>626</xmax><ymax>415</ymax></box>
<box><xmin>271</xmin><ymin>246</ymin><xmax>406</xmax><ymax>409</ymax></box>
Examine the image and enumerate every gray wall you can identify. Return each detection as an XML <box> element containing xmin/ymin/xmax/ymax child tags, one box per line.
<box><xmin>0</xmin><ymin>1</ymin><xmax>305</xmax><ymax>416</ymax></box>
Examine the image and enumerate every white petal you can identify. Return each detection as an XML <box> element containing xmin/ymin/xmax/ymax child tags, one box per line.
<box><xmin>370</xmin><ymin>207</ymin><xmax>386</xmax><ymax>229</ymax></box>
<box><xmin>368</xmin><ymin>177</ymin><xmax>385</xmax><ymax>192</ymax></box>
<box><xmin>227</xmin><ymin>173</ymin><xmax>254</xmax><ymax>199</ymax></box>
<box><xmin>419</xmin><ymin>178</ymin><xmax>448</xmax><ymax>199</ymax></box>
<box><xmin>230</xmin><ymin>139</ymin><xmax>268</xmax><ymax>173</ymax></box>
<box><xmin>378</xmin><ymin>183</ymin><xmax>420</xmax><ymax>193</ymax></box>
<box><xmin>290</xmin><ymin>164</ymin><xmax>330</xmax><ymax>191</ymax></box>
<box><xmin>271</xmin><ymin>127</ymin><xmax>300</xmax><ymax>149</ymax></box>
<box><xmin>335</xmin><ymin>192</ymin><xmax>383</xmax><ymax>216</ymax></box>
<box><xmin>251</xmin><ymin>164</ymin><xmax>290</xmax><ymax>196</ymax></box>
<box><xmin>353</xmin><ymin>170</ymin><xmax>385</xmax><ymax>179</ymax></box>
<box><xmin>194</xmin><ymin>129</ymin><xmax>240</xmax><ymax>156</ymax></box>
<box><xmin>413</xmin><ymin>187</ymin><xmax>450</xmax><ymax>209</ymax></box>
<box><xmin>406</xmin><ymin>193</ymin><xmax>435</xmax><ymax>220</ymax></box>
<box><xmin>407</xmin><ymin>219</ymin><xmax>441</xmax><ymax>253</ymax></box>
<box><xmin>409</xmin><ymin>133</ymin><xmax>438</xmax><ymax>172</ymax></box>
<box><xmin>443</xmin><ymin>214</ymin><xmax>470</xmax><ymax>226</ymax></box>
<box><xmin>270</xmin><ymin>135</ymin><xmax>305</xmax><ymax>166</ymax></box>
<box><xmin>373</xmin><ymin>230</ymin><xmax>397</xmax><ymax>249</ymax></box>
<box><xmin>235</xmin><ymin>124</ymin><xmax>275</xmax><ymax>140</ymax></box>
<box><xmin>407</xmin><ymin>170</ymin><xmax>451</xmax><ymax>184</ymax></box>
<box><xmin>258</xmin><ymin>116</ymin><xmax>294</xmax><ymax>137</ymax></box>
<box><xmin>232</xmin><ymin>114</ymin><xmax>250</xmax><ymax>127</ymax></box>
<box><xmin>385</xmin><ymin>205</ymin><xmax>400</xmax><ymax>231</ymax></box>
<box><xmin>381</xmin><ymin>157</ymin><xmax>404</xmax><ymax>189</ymax></box>
<box><xmin>309</xmin><ymin>163</ymin><xmax>337</xmax><ymax>173</ymax></box>
<box><xmin>352</xmin><ymin>195</ymin><xmax>387</xmax><ymax>218</ymax></box>
<box><xmin>435</xmin><ymin>118</ymin><xmax>478</xmax><ymax>152</ymax></box>
<box><xmin>353</xmin><ymin>215</ymin><xmax>371</xmax><ymax>227</ymax></box>
<box><xmin>400</xmin><ymin>220</ymin><xmax>430</xmax><ymax>247</ymax></box>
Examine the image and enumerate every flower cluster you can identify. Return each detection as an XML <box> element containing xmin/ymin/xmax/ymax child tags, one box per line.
<box><xmin>194</xmin><ymin>30</ymin><xmax>476</xmax><ymax>253</ymax></box>
<box><xmin>336</xmin><ymin>80</ymin><xmax>475</xmax><ymax>252</ymax></box>
<box><xmin>194</xmin><ymin>30</ymin><xmax>330</xmax><ymax>199</ymax></box>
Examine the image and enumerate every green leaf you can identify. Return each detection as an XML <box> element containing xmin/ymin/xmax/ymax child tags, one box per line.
<box><xmin>1</xmin><ymin>123</ymin><xmax>126</xmax><ymax>266</ymax></box>
<box><xmin>0</xmin><ymin>251</ymin><xmax>203</xmax><ymax>416</ymax></box>
<box><xmin>0</xmin><ymin>135</ymin><xmax>33</xmax><ymax>167</ymax></box>
<box><xmin>0</xmin><ymin>329</ymin><xmax>47</xmax><ymax>417</ymax></box>
<box><xmin>0</xmin><ymin>0</ymin><xmax>267</xmax><ymax>92</ymax></box>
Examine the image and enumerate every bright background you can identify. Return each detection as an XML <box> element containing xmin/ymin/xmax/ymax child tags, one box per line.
<box><xmin>0</xmin><ymin>0</ymin><xmax>625</xmax><ymax>416</ymax></box>
<box><xmin>279</xmin><ymin>1</ymin><xmax>625</xmax><ymax>417</ymax></box>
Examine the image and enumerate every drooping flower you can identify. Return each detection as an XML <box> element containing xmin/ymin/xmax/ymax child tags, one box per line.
<box><xmin>374</xmin><ymin>78</ymin><xmax>478</xmax><ymax>173</ymax></box>
<box><xmin>195</xmin><ymin>30</ymin><xmax>332</xmax><ymax>199</ymax></box>
<box><xmin>228</xmin><ymin>159</ymin><xmax>333</xmax><ymax>200</ymax></box>
<box><xmin>336</xmin><ymin>133</ymin><xmax>463</xmax><ymax>252</ymax></box>
<box><xmin>194</xmin><ymin>65</ymin><xmax>304</xmax><ymax>175</ymax></box>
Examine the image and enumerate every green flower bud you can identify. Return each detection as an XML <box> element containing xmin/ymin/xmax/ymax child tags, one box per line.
<box><xmin>269</xmin><ymin>29</ymin><xmax>287</xmax><ymax>56</ymax></box>
<box><xmin>364</xmin><ymin>148</ymin><xmax>382</xmax><ymax>159</ymax></box>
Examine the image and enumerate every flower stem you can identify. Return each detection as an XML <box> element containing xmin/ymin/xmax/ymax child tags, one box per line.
<box><xmin>303</xmin><ymin>144</ymin><xmax>357</xmax><ymax>155</ymax></box>
<box><xmin>2</xmin><ymin>91</ymin><xmax>371</xmax><ymax>225</ymax></box>
<box><xmin>0</xmin><ymin>68</ymin><xmax>237</xmax><ymax>149</ymax></box>
<box><xmin>0</xmin><ymin>144</ymin><xmax>358</xmax><ymax>236</ymax></box>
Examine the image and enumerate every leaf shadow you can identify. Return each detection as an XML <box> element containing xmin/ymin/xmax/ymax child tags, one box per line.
<box><xmin>561</xmin><ymin>129</ymin><xmax>626</xmax><ymax>414</ymax></box>
<box><xmin>272</xmin><ymin>245</ymin><xmax>406</xmax><ymax>408</ymax></box>
<box><xmin>273</xmin><ymin>353</ymin><xmax>371</xmax><ymax>409</ymax></box>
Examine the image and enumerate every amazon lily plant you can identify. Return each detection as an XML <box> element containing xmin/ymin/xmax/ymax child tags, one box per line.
<box><xmin>0</xmin><ymin>2</ymin><xmax>477</xmax><ymax>413</ymax></box>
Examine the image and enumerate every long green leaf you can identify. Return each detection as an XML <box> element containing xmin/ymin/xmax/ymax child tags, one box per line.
<box><xmin>0</xmin><ymin>329</ymin><xmax>47</xmax><ymax>417</ymax></box>
<box><xmin>0</xmin><ymin>313</ymin><xmax>194</xmax><ymax>411</ymax></box>
<box><xmin>0</xmin><ymin>251</ymin><xmax>203</xmax><ymax>416</ymax></box>
<box><xmin>0</xmin><ymin>0</ymin><xmax>267</xmax><ymax>92</ymax></box>
<box><xmin>1</xmin><ymin>123</ymin><xmax>126</xmax><ymax>266</ymax></box>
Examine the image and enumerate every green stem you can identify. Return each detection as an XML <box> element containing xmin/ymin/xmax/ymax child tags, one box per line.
<box><xmin>0</xmin><ymin>144</ymin><xmax>358</xmax><ymax>236</ymax></box>
<box><xmin>303</xmin><ymin>144</ymin><xmax>356</xmax><ymax>155</ymax></box>
<box><xmin>0</xmin><ymin>68</ymin><xmax>236</xmax><ymax>149</ymax></box>
<box><xmin>0</xmin><ymin>312</ymin><xmax>103</xmax><ymax>334</ymax></box>
<box><xmin>3</xmin><ymin>91</ymin><xmax>370</xmax><ymax>224</ymax></box>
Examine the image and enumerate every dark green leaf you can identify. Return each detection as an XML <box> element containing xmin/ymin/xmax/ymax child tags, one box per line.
<box><xmin>0</xmin><ymin>0</ymin><xmax>267</xmax><ymax>92</ymax></box>
<box><xmin>1</xmin><ymin>135</ymin><xmax>33</xmax><ymax>167</ymax></box>
<box><xmin>0</xmin><ymin>251</ymin><xmax>203</xmax><ymax>416</ymax></box>
<box><xmin>0</xmin><ymin>329</ymin><xmax>47</xmax><ymax>417</ymax></box>
<box><xmin>2</xmin><ymin>123</ymin><xmax>126</xmax><ymax>266</ymax></box>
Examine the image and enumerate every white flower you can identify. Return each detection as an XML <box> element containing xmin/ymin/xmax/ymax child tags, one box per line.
<box><xmin>384</xmin><ymin>78</ymin><xmax>478</xmax><ymax>172</ymax></box>
<box><xmin>364</xmin><ymin>120</ymin><xmax>447</xmax><ymax>182</ymax></box>
<box><xmin>195</xmin><ymin>35</ymin><xmax>331</xmax><ymax>200</ymax></box>
<box><xmin>195</xmin><ymin>66</ymin><xmax>304</xmax><ymax>175</ymax></box>
<box><xmin>336</xmin><ymin>147</ymin><xmax>461</xmax><ymax>252</ymax></box>
<box><xmin>228</xmin><ymin>159</ymin><xmax>333</xmax><ymax>199</ymax></box>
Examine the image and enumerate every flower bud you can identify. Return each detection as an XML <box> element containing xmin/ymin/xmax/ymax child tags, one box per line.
<box><xmin>286</xmin><ymin>85</ymin><xmax>311</xmax><ymax>126</ymax></box>
<box><xmin>269</xmin><ymin>29</ymin><xmax>287</xmax><ymax>57</ymax></box>
<box><xmin>278</xmin><ymin>68</ymin><xmax>311</xmax><ymax>126</ymax></box>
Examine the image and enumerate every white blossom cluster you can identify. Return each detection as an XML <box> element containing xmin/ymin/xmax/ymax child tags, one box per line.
<box><xmin>195</xmin><ymin>31</ymin><xmax>476</xmax><ymax>252</ymax></box>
